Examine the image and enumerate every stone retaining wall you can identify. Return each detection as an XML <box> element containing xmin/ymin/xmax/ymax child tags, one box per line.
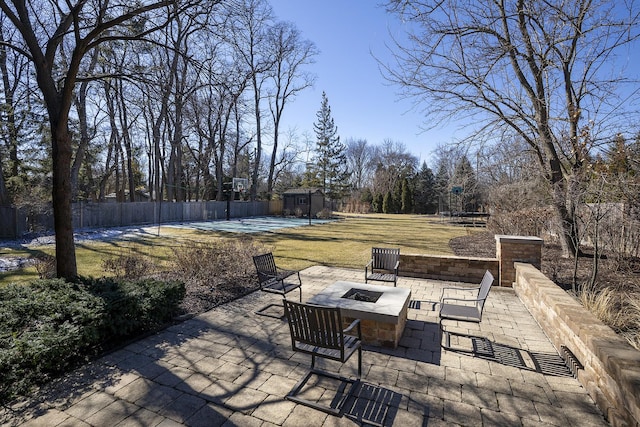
<box><xmin>400</xmin><ymin>253</ymin><xmax>499</xmax><ymax>284</ymax></box>
<box><xmin>514</xmin><ymin>262</ymin><xmax>640</xmax><ymax>427</ymax></box>
<box><xmin>495</xmin><ymin>235</ymin><xmax>543</xmax><ymax>287</ymax></box>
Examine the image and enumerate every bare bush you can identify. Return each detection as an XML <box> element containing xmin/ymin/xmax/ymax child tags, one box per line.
<box><xmin>103</xmin><ymin>250</ymin><xmax>156</xmax><ymax>279</ymax></box>
<box><xmin>169</xmin><ymin>237</ymin><xmax>268</xmax><ymax>314</ymax></box>
<box><xmin>316</xmin><ymin>208</ymin><xmax>333</xmax><ymax>219</ymax></box>
<box><xmin>33</xmin><ymin>253</ymin><xmax>56</xmax><ymax>279</ymax></box>
<box><xmin>487</xmin><ymin>206</ymin><xmax>555</xmax><ymax>237</ymax></box>
<box><xmin>341</xmin><ymin>199</ymin><xmax>371</xmax><ymax>214</ymax></box>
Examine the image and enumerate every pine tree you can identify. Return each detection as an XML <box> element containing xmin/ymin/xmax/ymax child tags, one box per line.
<box><xmin>373</xmin><ymin>193</ymin><xmax>384</xmax><ymax>213</ymax></box>
<box><xmin>382</xmin><ymin>190</ymin><xmax>393</xmax><ymax>213</ymax></box>
<box><xmin>312</xmin><ymin>92</ymin><xmax>349</xmax><ymax>201</ymax></box>
<box><xmin>414</xmin><ymin>162</ymin><xmax>437</xmax><ymax>214</ymax></box>
<box><xmin>401</xmin><ymin>178</ymin><xmax>413</xmax><ymax>214</ymax></box>
<box><xmin>434</xmin><ymin>162</ymin><xmax>450</xmax><ymax>212</ymax></box>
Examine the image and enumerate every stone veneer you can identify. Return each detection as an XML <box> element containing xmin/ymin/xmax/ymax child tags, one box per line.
<box><xmin>308</xmin><ymin>281</ymin><xmax>410</xmax><ymax>349</ymax></box>
<box><xmin>495</xmin><ymin>235</ymin><xmax>543</xmax><ymax>287</ymax></box>
<box><xmin>341</xmin><ymin>310</ymin><xmax>408</xmax><ymax>349</ymax></box>
<box><xmin>399</xmin><ymin>253</ymin><xmax>499</xmax><ymax>284</ymax></box>
<box><xmin>514</xmin><ymin>262</ymin><xmax>640</xmax><ymax>427</ymax></box>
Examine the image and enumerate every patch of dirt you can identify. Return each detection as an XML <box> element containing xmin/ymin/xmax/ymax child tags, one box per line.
<box><xmin>178</xmin><ymin>279</ymin><xmax>259</xmax><ymax>315</ymax></box>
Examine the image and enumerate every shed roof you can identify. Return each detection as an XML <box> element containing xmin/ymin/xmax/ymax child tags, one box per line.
<box><xmin>282</xmin><ymin>187</ymin><xmax>323</xmax><ymax>195</ymax></box>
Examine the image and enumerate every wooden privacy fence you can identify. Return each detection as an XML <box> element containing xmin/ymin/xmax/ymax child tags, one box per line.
<box><xmin>0</xmin><ymin>200</ymin><xmax>277</xmax><ymax>239</ymax></box>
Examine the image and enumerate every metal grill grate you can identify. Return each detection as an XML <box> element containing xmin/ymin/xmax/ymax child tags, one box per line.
<box><xmin>560</xmin><ymin>345</ymin><xmax>583</xmax><ymax>378</ymax></box>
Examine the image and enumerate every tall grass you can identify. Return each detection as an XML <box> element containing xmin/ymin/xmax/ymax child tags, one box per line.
<box><xmin>580</xmin><ymin>287</ymin><xmax>640</xmax><ymax>351</ymax></box>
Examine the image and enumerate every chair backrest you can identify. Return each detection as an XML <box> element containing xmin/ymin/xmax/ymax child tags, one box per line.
<box><xmin>372</xmin><ymin>247</ymin><xmax>400</xmax><ymax>270</ymax></box>
<box><xmin>253</xmin><ymin>253</ymin><xmax>277</xmax><ymax>283</ymax></box>
<box><xmin>284</xmin><ymin>300</ymin><xmax>344</xmax><ymax>353</ymax></box>
<box><xmin>477</xmin><ymin>270</ymin><xmax>494</xmax><ymax>313</ymax></box>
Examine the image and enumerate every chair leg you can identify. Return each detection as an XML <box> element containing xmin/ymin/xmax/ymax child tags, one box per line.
<box><xmin>439</xmin><ymin>318</ymin><xmax>451</xmax><ymax>349</ymax></box>
<box><xmin>255</xmin><ymin>302</ymin><xmax>285</xmax><ymax>319</ymax></box>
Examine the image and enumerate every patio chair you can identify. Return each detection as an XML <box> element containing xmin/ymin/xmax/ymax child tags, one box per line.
<box><xmin>253</xmin><ymin>252</ymin><xmax>302</xmax><ymax>318</ymax></box>
<box><xmin>283</xmin><ymin>300</ymin><xmax>362</xmax><ymax>416</ymax></box>
<box><xmin>365</xmin><ymin>247</ymin><xmax>400</xmax><ymax>287</ymax></box>
<box><xmin>439</xmin><ymin>270</ymin><xmax>494</xmax><ymax>350</ymax></box>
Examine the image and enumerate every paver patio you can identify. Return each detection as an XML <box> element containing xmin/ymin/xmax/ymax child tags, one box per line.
<box><xmin>2</xmin><ymin>266</ymin><xmax>608</xmax><ymax>426</ymax></box>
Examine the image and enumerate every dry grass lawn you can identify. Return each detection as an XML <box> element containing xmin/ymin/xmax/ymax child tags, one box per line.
<box><xmin>0</xmin><ymin>214</ymin><xmax>471</xmax><ymax>284</ymax></box>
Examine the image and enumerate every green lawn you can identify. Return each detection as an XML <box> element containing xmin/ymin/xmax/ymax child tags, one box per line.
<box><xmin>0</xmin><ymin>214</ymin><xmax>473</xmax><ymax>285</ymax></box>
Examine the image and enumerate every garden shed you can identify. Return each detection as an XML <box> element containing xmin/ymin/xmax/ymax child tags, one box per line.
<box><xmin>282</xmin><ymin>188</ymin><xmax>324</xmax><ymax>217</ymax></box>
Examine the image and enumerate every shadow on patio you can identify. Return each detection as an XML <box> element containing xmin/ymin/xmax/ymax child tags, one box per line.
<box><xmin>5</xmin><ymin>266</ymin><xmax>607</xmax><ymax>426</ymax></box>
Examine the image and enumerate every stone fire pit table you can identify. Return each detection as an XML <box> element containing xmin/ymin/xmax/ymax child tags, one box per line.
<box><xmin>308</xmin><ymin>281</ymin><xmax>411</xmax><ymax>348</ymax></box>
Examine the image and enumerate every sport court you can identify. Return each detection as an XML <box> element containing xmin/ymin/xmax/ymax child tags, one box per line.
<box><xmin>166</xmin><ymin>216</ymin><xmax>336</xmax><ymax>234</ymax></box>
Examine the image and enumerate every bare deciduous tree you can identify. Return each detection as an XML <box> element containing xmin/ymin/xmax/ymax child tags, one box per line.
<box><xmin>345</xmin><ymin>137</ymin><xmax>375</xmax><ymax>191</ymax></box>
<box><xmin>266</xmin><ymin>20</ymin><xmax>317</xmax><ymax>197</ymax></box>
<box><xmin>0</xmin><ymin>0</ymin><xmax>193</xmax><ymax>279</ymax></box>
<box><xmin>383</xmin><ymin>0</ymin><xmax>640</xmax><ymax>256</ymax></box>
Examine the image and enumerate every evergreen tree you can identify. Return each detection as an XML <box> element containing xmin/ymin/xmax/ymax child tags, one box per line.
<box><xmin>360</xmin><ymin>187</ymin><xmax>373</xmax><ymax>204</ymax></box>
<box><xmin>393</xmin><ymin>178</ymin><xmax>403</xmax><ymax>212</ymax></box>
<box><xmin>434</xmin><ymin>162</ymin><xmax>450</xmax><ymax>212</ymax></box>
<box><xmin>414</xmin><ymin>161</ymin><xmax>437</xmax><ymax>214</ymax></box>
<box><xmin>373</xmin><ymin>193</ymin><xmax>384</xmax><ymax>213</ymax></box>
<box><xmin>401</xmin><ymin>177</ymin><xmax>413</xmax><ymax>213</ymax></box>
<box><xmin>382</xmin><ymin>190</ymin><xmax>393</xmax><ymax>214</ymax></box>
<box><xmin>312</xmin><ymin>92</ymin><xmax>349</xmax><ymax>201</ymax></box>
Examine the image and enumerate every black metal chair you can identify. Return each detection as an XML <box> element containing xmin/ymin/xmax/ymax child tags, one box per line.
<box><xmin>439</xmin><ymin>270</ymin><xmax>494</xmax><ymax>350</ymax></box>
<box><xmin>365</xmin><ymin>247</ymin><xmax>400</xmax><ymax>287</ymax></box>
<box><xmin>283</xmin><ymin>300</ymin><xmax>362</xmax><ymax>416</ymax></box>
<box><xmin>253</xmin><ymin>253</ymin><xmax>302</xmax><ymax>318</ymax></box>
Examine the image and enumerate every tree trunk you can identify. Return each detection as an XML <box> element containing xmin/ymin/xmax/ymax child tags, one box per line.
<box><xmin>117</xmin><ymin>81</ymin><xmax>136</xmax><ymax>202</ymax></box>
<box><xmin>0</xmin><ymin>159</ymin><xmax>9</xmax><ymax>206</ymax></box>
<box><xmin>251</xmin><ymin>75</ymin><xmax>261</xmax><ymax>201</ymax></box>
<box><xmin>51</xmin><ymin>122</ymin><xmax>77</xmax><ymax>280</ymax></box>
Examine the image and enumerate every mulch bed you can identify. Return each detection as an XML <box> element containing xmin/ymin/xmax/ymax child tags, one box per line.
<box><xmin>449</xmin><ymin>231</ymin><xmax>640</xmax><ymax>292</ymax></box>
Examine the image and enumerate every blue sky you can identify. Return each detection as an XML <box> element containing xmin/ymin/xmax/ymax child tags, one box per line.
<box><xmin>269</xmin><ymin>1</ymin><xmax>640</xmax><ymax>168</ymax></box>
<box><xmin>269</xmin><ymin>0</ymin><xmax>453</xmax><ymax>166</ymax></box>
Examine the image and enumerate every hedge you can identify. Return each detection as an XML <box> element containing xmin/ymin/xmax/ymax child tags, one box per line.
<box><xmin>0</xmin><ymin>277</ymin><xmax>185</xmax><ymax>402</ymax></box>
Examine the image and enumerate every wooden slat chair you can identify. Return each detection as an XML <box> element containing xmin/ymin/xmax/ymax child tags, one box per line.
<box><xmin>365</xmin><ymin>247</ymin><xmax>400</xmax><ymax>287</ymax></box>
<box><xmin>253</xmin><ymin>253</ymin><xmax>302</xmax><ymax>318</ymax></box>
<box><xmin>439</xmin><ymin>270</ymin><xmax>494</xmax><ymax>350</ymax></box>
<box><xmin>283</xmin><ymin>300</ymin><xmax>362</xmax><ymax>416</ymax></box>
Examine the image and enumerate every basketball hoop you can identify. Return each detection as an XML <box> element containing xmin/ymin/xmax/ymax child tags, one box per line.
<box><xmin>232</xmin><ymin>177</ymin><xmax>249</xmax><ymax>193</ymax></box>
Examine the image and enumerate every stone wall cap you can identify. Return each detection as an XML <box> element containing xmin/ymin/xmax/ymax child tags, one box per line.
<box><xmin>495</xmin><ymin>235</ymin><xmax>544</xmax><ymax>244</ymax></box>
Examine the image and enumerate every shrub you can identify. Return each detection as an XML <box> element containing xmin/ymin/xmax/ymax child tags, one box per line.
<box><xmin>102</xmin><ymin>249</ymin><xmax>155</xmax><ymax>279</ymax></box>
<box><xmin>316</xmin><ymin>208</ymin><xmax>333</xmax><ymax>219</ymax></box>
<box><xmin>170</xmin><ymin>237</ymin><xmax>266</xmax><ymax>289</ymax></box>
<box><xmin>33</xmin><ymin>253</ymin><xmax>56</xmax><ymax>279</ymax></box>
<box><xmin>487</xmin><ymin>206</ymin><xmax>555</xmax><ymax>237</ymax></box>
<box><xmin>79</xmin><ymin>277</ymin><xmax>185</xmax><ymax>341</ymax></box>
<box><xmin>0</xmin><ymin>277</ymin><xmax>184</xmax><ymax>402</ymax></box>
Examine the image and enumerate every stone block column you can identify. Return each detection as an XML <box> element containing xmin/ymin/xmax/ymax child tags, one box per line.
<box><xmin>495</xmin><ymin>235</ymin><xmax>543</xmax><ymax>287</ymax></box>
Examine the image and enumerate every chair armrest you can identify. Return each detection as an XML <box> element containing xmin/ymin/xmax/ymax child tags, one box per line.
<box><xmin>275</xmin><ymin>267</ymin><xmax>298</xmax><ymax>280</ymax></box>
<box><xmin>440</xmin><ymin>296</ymin><xmax>483</xmax><ymax>304</ymax></box>
<box><xmin>258</xmin><ymin>272</ymin><xmax>279</xmax><ymax>282</ymax></box>
<box><xmin>343</xmin><ymin>319</ymin><xmax>361</xmax><ymax>338</ymax></box>
<box><xmin>440</xmin><ymin>285</ymin><xmax>478</xmax><ymax>295</ymax></box>
<box><xmin>393</xmin><ymin>260</ymin><xmax>400</xmax><ymax>271</ymax></box>
<box><xmin>441</xmin><ymin>285</ymin><xmax>480</xmax><ymax>292</ymax></box>
<box><xmin>365</xmin><ymin>259</ymin><xmax>373</xmax><ymax>277</ymax></box>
